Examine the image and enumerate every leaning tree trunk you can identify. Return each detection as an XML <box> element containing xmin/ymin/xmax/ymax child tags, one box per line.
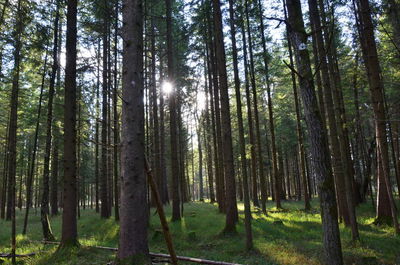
<box><xmin>285</xmin><ymin>0</ymin><xmax>344</xmax><ymax>264</ymax></box>
<box><xmin>41</xmin><ymin>0</ymin><xmax>60</xmax><ymax>240</ymax></box>
<box><xmin>22</xmin><ymin>53</ymin><xmax>48</xmax><ymax>231</ymax></box>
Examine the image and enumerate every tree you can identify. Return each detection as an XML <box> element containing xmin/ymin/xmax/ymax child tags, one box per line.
<box><xmin>227</xmin><ymin>0</ymin><xmax>253</xmax><ymax>248</ymax></box>
<box><xmin>285</xmin><ymin>0</ymin><xmax>344</xmax><ymax>263</ymax></box>
<box><xmin>212</xmin><ymin>0</ymin><xmax>238</xmax><ymax>232</ymax></box>
<box><xmin>116</xmin><ymin>0</ymin><xmax>151</xmax><ymax>262</ymax></box>
<box><xmin>40</xmin><ymin>0</ymin><xmax>61</xmax><ymax>241</ymax></box>
<box><xmin>7</xmin><ymin>0</ymin><xmax>24</xmax><ymax>261</ymax></box>
<box><xmin>166</xmin><ymin>0</ymin><xmax>181</xmax><ymax>222</ymax></box>
<box><xmin>60</xmin><ymin>0</ymin><xmax>79</xmax><ymax>248</ymax></box>
<box><xmin>354</xmin><ymin>0</ymin><xmax>400</xmax><ymax>233</ymax></box>
<box><xmin>100</xmin><ymin>0</ymin><xmax>110</xmax><ymax>219</ymax></box>
<box><xmin>284</xmin><ymin>6</ymin><xmax>310</xmax><ymax>210</ymax></box>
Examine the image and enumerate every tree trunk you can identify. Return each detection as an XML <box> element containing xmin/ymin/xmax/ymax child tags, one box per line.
<box><xmin>207</xmin><ymin>9</ymin><xmax>226</xmax><ymax>212</ymax></box>
<box><xmin>310</xmin><ymin>0</ymin><xmax>349</xmax><ymax>226</ymax></box>
<box><xmin>22</xmin><ymin>53</ymin><xmax>48</xmax><ymax>230</ymax></box>
<box><xmin>203</xmin><ymin>52</ymin><xmax>215</xmax><ymax>203</ymax></box>
<box><xmin>113</xmin><ymin>0</ymin><xmax>119</xmax><ymax>221</ymax></box>
<box><xmin>212</xmin><ymin>0</ymin><xmax>238</xmax><ymax>232</ymax></box>
<box><xmin>255</xmin><ymin>0</ymin><xmax>276</xmax><ymax>210</ymax></box>
<box><xmin>60</xmin><ymin>0</ymin><xmax>79</xmax><ymax>248</ymax></box>
<box><xmin>166</xmin><ymin>0</ymin><xmax>181</xmax><ymax>222</ymax></box>
<box><xmin>100</xmin><ymin>6</ymin><xmax>110</xmax><ymax>218</ymax></box>
<box><xmin>354</xmin><ymin>0</ymin><xmax>400</xmax><ymax>233</ymax></box>
<box><xmin>159</xmin><ymin>60</ymin><xmax>169</xmax><ymax>205</ymax></box>
<box><xmin>41</xmin><ymin>0</ymin><xmax>60</xmax><ymax>240</ymax></box>
<box><xmin>7</xmin><ymin>0</ymin><xmax>23</xmax><ymax>261</ymax></box>
<box><xmin>117</xmin><ymin>0</ymin><xmax>150</xmax><ymax>262</ymax></box>
<box><xmin>240</xmin><ymin>12</ymin><xmax>259</xmax><ymax>209</ymax></box>
<box><xmin>227</xmin><ymin>0</ymin><xmax>253</xmax><ymax>248</ymax></box>
<box><xmin>284</xmin><ymin>7</ymin><xmax>310</xmax><ymax>209</ymax></box>
<box><xmin>285</xmin><ymin>0</ymin><xmax>344</xmax><ymax>263</ymax></box>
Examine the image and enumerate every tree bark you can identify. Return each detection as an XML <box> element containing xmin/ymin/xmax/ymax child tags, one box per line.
<box><xmin>166</xmin><ymin>0</ymin><xmax>181</xmax><ymax>222</ymax></box>
<box><xmin>41</xmin><ymin>0</ymin><xmax>60</xmax><ymax>240</ymax></box>
<box><xmin>284</xmin><ymin>6</ymin><xmax>310</xmax><ymax>209</ymax></box>
<box><xmin>354</xmin><ymin>0</ymin><xmax>400</xmax><ymax>233</ymax></box>
<box><xmin>113</xmin><ymin>0</ymin><xmax>119</xmax><ymax>221</ymax></box>
<box><xmin>22</xmin><ymin>53</ymin><xmax>48</xmax><ymax>230</ymax></box>
<box><xmin>100</xmin><ymin>3</ymin><xmax>110</xmax><ymax>218</ymax></box>
<box><xmin>212</xmin><ymin>0</ymin><xmax>238</xmax><ymax>232</ymax></box>
<box><xmin>285</xmin><ymin>0</ymin><xmax>344</xmax><ymax>263</ymax></box>
<box><xmin>116</xmin><ymin>0</ymin><xmax>150</xmax><ymax>262</ymax></box>
<box><xmin>255</xmin><ymin>0</ymin><xmax>276</xmax><ymax>210</ymax></box>
<box><xmin>7</xmin><ymin>0</ymin><xmax>24</xmax><ymax>261</ymax></box>
<box><xmin>227</xmin><ymin>0</ymin><xmax>253</xmax><ymax>248</ymax></box>
<box><xmin>60</xmin><ymin>0</ymin><xmax>79</xmax><ymax>248</ymax></box>
<box><xmin>240</xmin><ymin>11</ymin><xmax>259</xmax><ymax>209</ymax></box>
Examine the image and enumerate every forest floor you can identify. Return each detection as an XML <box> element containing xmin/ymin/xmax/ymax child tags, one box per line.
<box><xmin>0</xmin><ymin>199</ymin><xmax>399</xmax><ymax>265</ymax></box>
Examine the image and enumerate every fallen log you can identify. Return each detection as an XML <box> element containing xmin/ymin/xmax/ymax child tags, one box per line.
<box><xmin>31</xmin><ymin>241</ymin><xmax>242</xmax><ymax>265</ymax></box>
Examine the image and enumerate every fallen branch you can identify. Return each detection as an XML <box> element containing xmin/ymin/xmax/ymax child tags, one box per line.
<box><xmin>31</xmin><ymin>241</ymin><xmax>242</xmax><ymax>265</ymax></box>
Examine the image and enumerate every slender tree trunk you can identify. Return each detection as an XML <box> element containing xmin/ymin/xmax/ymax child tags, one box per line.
<box><xmin>227</xmin><ymin>0</ymin><xmax>253</xmax><ymax>247</ymax></box>
<box><xmin>22</xmin><ymin>53</ymin><xmax>48</xmax><ymax>230</ymax></box>
<box><xmin>95</xmin><ymin>40</ymin><xmax>100</xmax><ymax>213</ymax></box>
<box><xmin>166</xmin><ymin>0</ymin><xmax>181</xmax><ymax>221</ymax></box>
<box><xmin>1</xmin><ymin>121</ymin><xmax>9</xmax><ymax>219</ymax></box>
<box><xmin>196</xmin><ymin>117</ymin><xmax>204</xmax><ymax>201</ymax></box>
<box><xmin>240</xmin><ymin>13</ymin><xmax>259</xmax><ymax>209</ymax></box>
<box><xmin>50</xmin><ymin>136</ymin><xmax>59</xmax><ymax>216</ymax></box>
<box><xmin>285</xmin><ymin>0</ymin><xmax>344</xmax><ymax>263</ymax></box>
<box><xmin>203</xmin><ymin>53</ymin><xmax>215</xmax><ymax>203</ymax></box>
<box><xmin>212</xmin><ymin>0</ymin><xmax>238</xmax><ymax>232</ymax></box>
<box><xmin>7</xmin><ymin>0</ymin><xmax>23</xmax><ymax>261</ymax></box>
<box><xmin>207</xmin><ymin>10</ymin><xmax>226</xmax><ymax>212</ymax></box>
<box><xmin>255</xmin><ymin>0</ymin><xmax>275</xmax><ymax>210</ymax></box>
<box><xmin>354</xmin><ymin>0</ymin><xmax>400</xmax><ymax>233</ymax></box>
<box><xmin>113</xmin><ymin>0</ymin><xmax>119</xmax><ymax>221</ymax></box>
<box><xmin>309</xmin><ymin>0</ymin><xmax>349</xmax><ymax>225</ymax></box>
<box><xmin>159</xmin><ymin>60</ymin><xmax>169</xmax><ymax>204</ymax></box>
<box><xmin>41</xmin><ymin>0</ymin><xmax>60</xmax><ymax>240</ymax></box>
<box><xmin>150</xmin><ymin>6</ymin><xmax>162</xmax><ymax>206</ymax></box>
<box><xmin>100</xmin><ymin>5</ymin><xmax>110</xmax><ymax>218</ymax></box>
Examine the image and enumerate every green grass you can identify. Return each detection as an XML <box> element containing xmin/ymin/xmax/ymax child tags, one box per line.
<box><xmin>0</xmin><ymin>200</ymin><xmax>399</xmax><ymax>264</ymax></box>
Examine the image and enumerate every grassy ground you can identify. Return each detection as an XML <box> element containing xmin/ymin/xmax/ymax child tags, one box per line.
<box><xmin>0</xmin><ymin>199</ymin><xmax>399</xmax><ymax>265</ymax></box>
